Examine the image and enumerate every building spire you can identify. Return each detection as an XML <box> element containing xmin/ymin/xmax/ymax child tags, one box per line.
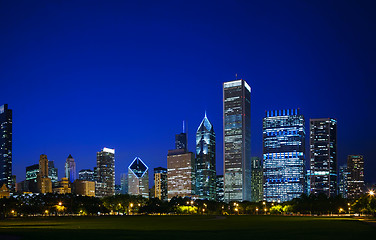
<box><xmin>204</xmin><ymin>110</ymin><xmax>207</xmax><ymax>118</ymax></box>
<box><xmin>182</xmin><ymin>120</ymin><xmax>185</xmax><ymax>133</ymax></box>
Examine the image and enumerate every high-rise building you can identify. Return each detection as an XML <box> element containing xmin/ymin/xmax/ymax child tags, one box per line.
<box><xmin>0</xmin><ymin>104</ymin><xmax>12</xmax><ymax>189</ymax></box>
<box><xmin>251</xmin><ymin>157</ymin><xmax>263</xmax><ymax>202</ymax></box>
<box><xmin>120</xmin><ymin>173</ymin><xmax>128</xmax><ymax>194</ymax></box>
<box><xmin>263</xmin><ymin>109</ymin><xmax>305</xmax><ymax>202</ymax></box>
<box><xmin>154</xmin><ymin>167</ymin><xmax>167</xmax><ymax>201</ymax></box>
<box><xmin>48</xmin><ymin>161</ymin><xmax>58</xmax><ymax>185</ymax></box>
<box><xmin>347</xmin><ymin>155</ymin><xmax>364</xmax><ymax>199</ymax></box>
<box><xmin>79</xmin><ymin>169</ymin><xmax>94</xmax><ymax>181</ymax></box>
<box><xmin>26</xmin><ymin>164</ymin><xmax>39</xmax><ymax>192</ymax></box>
<box><xmin>306</xmin><ymin>169</ymin><xmax>312</xmax><ymax>195</ymax></box>
<box><xmin>37</xmin><ymin>154</ymin><xmax>52</xmax><ymax>193</ymax></box>
<box><xmin>96</xmin><ymin>147</ymin><xmax>115</xmax><ymax>196</ymax></box>
<box><xmin>309</xmin><ymin>118</ymin><xmax>337</xmax><ymax>197</ymax></box>
<box><xmin>167</xmin><ymin>149</ymin><xmax>195</xmax><ymax>200</ymax></box>
<box><xmin>65</xmin><ymin>154</ymin><xmax>76</xmax><ymax>183</ymax></box>
<box><xmin>128</xmin><ymin>157</ymin><xmax>149</xmax><ymax>199</ymax></box>
<box><xmin>338</xmin><ymin>165</ymin><xmax>348</xmax><ymax>198</ymax></box>
<box><xmin>195</xmin><ymin>113</ymin><xmax>216</xmax><ymax>200</ymax></box>
<box><xmin>175</xmin><ymin>132</ymin><xmax>187</xmax><ymax>151</ymax></box>
<box><xmin>216</xmin><ymin>175</ymin><xmax>224</xmax><ymax>202</ymax></box>
<box><xmin>223</xmin><ymin>79</ymin><xmax>251</xmax><ymax>202</ymax></box>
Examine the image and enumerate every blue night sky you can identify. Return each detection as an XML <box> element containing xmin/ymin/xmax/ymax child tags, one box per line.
<box><xmin>1</xmin><ymin>1</ymin><xmax>375</xmax><ymax>185</ymax></box>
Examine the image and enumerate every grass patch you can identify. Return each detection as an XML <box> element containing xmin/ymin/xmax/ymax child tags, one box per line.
<box><xmin>0</xmin><ymin>215</ymin><xmax>375</xmax><ymax>240</ymax></box>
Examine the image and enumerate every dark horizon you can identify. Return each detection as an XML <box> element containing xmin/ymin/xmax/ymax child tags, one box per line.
<box><xmin>1</xmin><ymin>1</ymin><xmax>375</xmax><ymax>185</ymax></box>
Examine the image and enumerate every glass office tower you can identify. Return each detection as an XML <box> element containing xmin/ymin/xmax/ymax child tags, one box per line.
<box><xmin>223</xmin><ymin>79</ymin><xmax>251</xmax><ymax>202</ymax></box>
<box><xmin>309</xmin><ymin>118</ymin><xmax>337</xmax><ymax>197</ymax></box>
<box><xmin>347</xmin><ymin>155</ymin><xmax>364</xmax><ymax>199</ymax></box>
<box><xmin>263</xmin><ymin>109</ymin><xmax>305</xmax><ymax>202</ymax></box>
<box><xmin>96</xmin><ymin>147</ymin><xmax>115</xmax><ymax>196</ymax></box>
<box><xmin>0</xmin><ymin>104</ymin><xmax>12</xmax><ymax>189</ymax></box>
<box><xmin>251</xmin><ymin>157</ymin><xmax>263</xmax><ymax>202</ymax></box>
<box><xmin>195</xmin><ymin>113</ymin><xmax>216</xmax><ymax>200</ymax></box>
<box><xmin>65</xmin><ymin>154</ymin><xmax>76</xmax><ymax>183</ymax></box>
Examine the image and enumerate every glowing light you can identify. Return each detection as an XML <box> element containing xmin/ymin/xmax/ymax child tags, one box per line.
<box><xmin>58</xmin><ymin>202</ymin><xmax>62</xmax><ymax>206</ymax></box>
<box><xmin>369</xmin><ymin>190</ymin><xmax>375</xmax><ymax>196</ymax></box>
<box><xmin>103</xmin><ymin>147</ymin><xmax>115</xmax><ymax>154</ymax></box>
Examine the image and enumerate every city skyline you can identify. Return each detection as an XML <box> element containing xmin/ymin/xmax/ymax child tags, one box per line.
<box><xmin>1</xmin><ymin>1</ymin><xmax>375</xmax><ymax>185</ymax></box>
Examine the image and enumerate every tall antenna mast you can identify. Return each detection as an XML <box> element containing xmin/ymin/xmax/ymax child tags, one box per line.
<box><xmin>183</xmin><ymin>120</ymin><xmax>185</xmax><ymax>133</ymax></box>
<box><xmin>235</xmin><ymin>73</ymin><xmax>238</xmax><ymax>80</ymax></box>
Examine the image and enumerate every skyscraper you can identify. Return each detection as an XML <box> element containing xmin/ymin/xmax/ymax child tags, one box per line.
<box><xmin>175</xmin><ymin>132</ymin><xmax>187</xmax><ymax>151</ymax></box>
<box><xmin>347</xmin><ymin>155</ymin><xmax>364</xmax><ymax>199</ymax></box>
<box><xmin>154</xmin><ymin>167</ymin><xmax>167</xmax><ymax>201</ymax></box>
<box><xmin>96</xmin><ymin>147</ymin><xmax>115</xmax><ymax>196</ymax></box>
<box><xmin>216</xmin><ymin>175</ymin><xmax>224</xmax><ymax>202</ymax></box>
<box><xmin>128</xmin><ymin>157</ymin><xmax>149</xmax><ymax>199</ymax></box>
<box><xmin>26</xmin><ymin>164</ymin><xmax>39</xmax><ymax>193</ymax></box>
<box><xmin>48</xmin><ymin>161</ymin><xmax>58</xmax><ymax>185</ymax></box>
<box><xmin>223</xmin><ymin>79</ymin><xmax>251</xmax><ymax>202</ymax></box>
<box><xmin>65</xmin><ymin>154</ymin><xmax>76</xmax><ymax>183</ymax></box>
<box><xmin>0</xmin><ymin>104</ymin><xmax>12</xmax><ymax>189</ymax></box>
<box><xmin>120</xmin><ymin>173</ymin><xmax>128</xmax><ymax>194</ymax></box>
<box><xmin>79</xmin><ymin>169</ymin><xmax>94</xmax><ymax>181</ymax></box>
<box><xmin>263</xmin><ymin>109</ymin><xmax>305</xmax><ymax>202</ymax></box>
<box><xmin>251</xmin><ymin>157</ymin><xmax>263</xmax><ymax>202</ymax></box>
<box><xmin>195</xmin><ymin>113</ymin><xmax>216</xmax><ymax>200</ymax></box>
<box><xmin>167</xmin><ymin>129</ymin><xmax>195</xmax><ymax>200</ymax></box>
<box><xmin>309</xmin><ymin>118</ymin><xmax>337</xmax><ymax>197</ymax></box>
<box><xmin>338</xmin><ymin>164</ymin><xmax>348</xmax><ymax>198</ymax></box>
<box><xmin>37</xmin><ymin>154</ymin><xmax>52</xmax><ymax>193</ymax></box>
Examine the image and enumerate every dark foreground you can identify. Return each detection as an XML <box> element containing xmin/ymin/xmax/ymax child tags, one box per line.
<box><xmin>0</xmin><ymin>215</ymin><xmax>375</xmax><ymax>240</ymax></box>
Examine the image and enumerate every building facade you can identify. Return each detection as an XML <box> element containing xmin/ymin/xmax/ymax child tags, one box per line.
<box><xmin>195</xmin><ymin>113</ymin><xmax>216</xmax><ymax>200</ymax></box>
<box><xmin>251</xmin><ymin>157</ymin><xmax>263</xmax><ymax>202</ymax></box>
<box><xmin>309</xmin><ymin>118</ymin><xmax>337</xmax><ymax>197</ymax></box>
<box><xmin>223</xmin><ymin>79</ymin><xmax>251</xmax><ymax>202</ymax></box>
<box><xmin>338</xmin><ymin>164</ymin><xmax>348</xmax><ymax>198</ymax></box>
<box><xmin>216</xmin><ymin>175</ymin><xmax>224</xmax><ymax>202</ymax></box>
<box><xmin>79</xmin><ymin>169</ymin><xmax>94</xmax><ymax>181</ymax></box>
<box><xmin>73</xmin><ymin>179</ymin><xmax>95</xmax><ymax>197</ymax></box>
<box><xmin>0</xmin><ymin>104</ymin><xmax>12</xmax><ymax>189</ymax></box>
<box><xmin>263</xmin><ymin>109</ymin><xmax>305</xmax><ymax>202</ymax></box>
<box><xmin>167</xmin><ymin>149</ymin><xmax>195</xmax><ymax>200</ymax></box>
<box><xmin>96</xmin><ymin>147</ymin><xmax>115</xmax><ymax>197</ymax></box>
<box><xmin>120</xmin><ymin>173</ymin><xmax>128</xmax><ymax>194</ymax></box>
<box><xmin>347</xmin><ymin>155</ymin><xmax>364</xmax><ymax>199</ymax></box>
<box><xmin>128</xmin><ymin>157</ymin><xmax>149</xmax><ymax>199</ymax></box>
<box><xmin>154</xmin><ymin>167</ymin><xmax>167</xmax><ymax>201</ymax></box>
<box><xmin>65</xmin><ymin>154</ymin><xmax>76</xmax><ymax>183</ymax></box>
<box><xmin>37</xmin><ymin>154</ymin><xmax>52</xmax><ymax>193</ymax></box>
<box><xmin>48</xmin><ymin>161</ymin><xmax>58</xmax><ymax>185</ymax></box>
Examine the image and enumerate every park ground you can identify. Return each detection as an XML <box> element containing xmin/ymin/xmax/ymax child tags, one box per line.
<box><xmin>0</xmin><ymin>215</ymin><xmax>375</xmax><ymax>240</ymax></box>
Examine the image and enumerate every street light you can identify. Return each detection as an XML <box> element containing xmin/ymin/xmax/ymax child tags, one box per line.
<box><xmin>58</xmin><ymin>202</ymin><xmax>62</xmax><ymax>206</ymax></box>
<box><xmin>369</xmin><ymin>190</ymin><xmax>375</xmax><ymax>196</ymax></box>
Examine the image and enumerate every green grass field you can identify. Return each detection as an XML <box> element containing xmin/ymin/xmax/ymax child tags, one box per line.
<box><xmin>0</xmin><ymin>215</ymin><xmax>375</xmax><ymax>240</ymax></box>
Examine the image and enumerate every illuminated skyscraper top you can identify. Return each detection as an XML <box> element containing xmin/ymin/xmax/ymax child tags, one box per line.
<box><xmin>0</xmin><ymin>104</ymin><xmax>12</xmax><ymax>189</ymax></box>
<box><xmin>65</xmin><ymin>154</ymin><xmax>76</xmax><ymax>183</ymax></box>
<box><xmin>195</xmin><ymin>112</ymin><xmax>216</xmax><ymax>200</ymax></box>
<box><xmin>223</xmin><ymin>79</ymin><xmax>251</xmax><ymax>202</ymax></box>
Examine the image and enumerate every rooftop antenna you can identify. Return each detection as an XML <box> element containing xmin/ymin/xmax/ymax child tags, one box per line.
<box><xmin>183</xmin><ymin>120</ymin><xmax>185</xmax><ymax>133</ymax></box>
<box><xmin>235</xmin><ymin>73</ymin><xmax>238</xmax><ymax>80</ymax></box>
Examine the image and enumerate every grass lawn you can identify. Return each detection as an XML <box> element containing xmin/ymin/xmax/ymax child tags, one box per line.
<box><xmin>0</xmin><ymin>215</ymin><xmax>375</xmax><ymax>240</ymax></box>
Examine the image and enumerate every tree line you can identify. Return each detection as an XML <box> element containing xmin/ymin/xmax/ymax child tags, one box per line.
<box><xmin>1</xmin><ymin>192</ymin><xmax>375</xmax><ymax>218</ymax></box>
